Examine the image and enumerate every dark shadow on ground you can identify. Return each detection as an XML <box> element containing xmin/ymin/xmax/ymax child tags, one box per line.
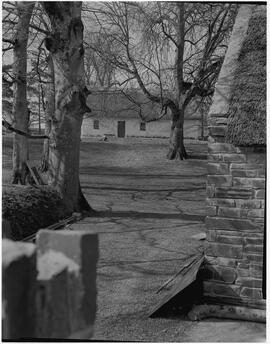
<box><xmin>93</xmin><ymin>210</ymin><xmax>205</xmax><ymax>222</ymax></box>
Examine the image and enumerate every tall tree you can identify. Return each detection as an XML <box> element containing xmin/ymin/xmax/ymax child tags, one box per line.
<box><xmin>40</xmin><ymin>53</ymin><xmax>54</xmax><ymax>172</ymax></box>
<box><xmin>12</xmin><ymin>1</ymin><xmax>35</xmax><ymax>183</ymax></box>
<box><xmin>42</xmin><ymin>1</ymin><xmax>92</xmax><ymax>212</ymax></box>
<box><xmin>86</xmin><ymin>2</ymin><xmax>236</xmax><ymax>159</ymax></box>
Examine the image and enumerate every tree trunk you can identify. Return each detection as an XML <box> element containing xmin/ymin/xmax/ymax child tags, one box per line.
<box><xmin>12</xmin><ymin>2</ymin><xmax>35</xmax><ymax>184</ymax></box>
<box><xmin>167</xmin><ymin>107</ymin><xmax>187</xmax><ymax>160</ymax></box>
<box><xmin>40</xmin><ymin>54</ymin><xmax>54</xmax><ymax>172</ymax></box>
<box><xmin>167</xmin><ymin>2</ymin><xmax>187</xmax><ymax>161</ymax></box>
<box><xmin>43</xmin><ymin>2</ymin><xmax>92</xmax><ymax>213</ymax></box>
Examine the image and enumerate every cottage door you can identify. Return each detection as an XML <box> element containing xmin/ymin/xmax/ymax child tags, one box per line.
<box><xmin>117</xmin><ymin>121</ymin><xmax>125</xmax><ymax>138</ymax></box>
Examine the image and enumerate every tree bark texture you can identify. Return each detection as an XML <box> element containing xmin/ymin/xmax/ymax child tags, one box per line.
<box><xmin>43</xmin><ymin>2</ymin><xmax>92</xmax><ymax>212</ymax></box>
<box><xmin>167</xmin><ymin>3</ymin><xmax>187</xmax><ymax>160</ymax></box>
<box><xmin>12</xmin><ymin>2</ymin><xmax>35</xmax><ymax>184</ymax></box>
<box><xmin>167</xmin><ymin>106</ymin><xmax>187</xmax><ymax>160</ymax></box>
<box><xmin>40</xmin><ymin>54</ymin><xmax>54</xmax><ymax>172</ymax></box>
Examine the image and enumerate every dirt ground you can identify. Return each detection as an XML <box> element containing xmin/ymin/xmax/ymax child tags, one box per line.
<box><xmin>2</xmin><ymin>136</ymin><xmax>266</xmax><ymax>342</ymax></box>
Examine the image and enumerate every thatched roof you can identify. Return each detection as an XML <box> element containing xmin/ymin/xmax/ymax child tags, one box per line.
<box><xmin>225</xmin><ymin>6</ymin><xmax>266</xmax><ymax>146</ymax></box>
<box><xmin>86</xmin><ymin>89</ymin><xmax>202</xmax><ymax>121</ymax></box>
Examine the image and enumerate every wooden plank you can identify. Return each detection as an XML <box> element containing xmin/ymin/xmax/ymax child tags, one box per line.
<box><xmin>32</xmin><ymin>166</ymin><xmax>45</xmax><ymax>185</ymax></box>
<box><xmin>148</xmin><ymin>252</ymin><xmax>205</xmax><ymax>317</ymax></box>
<box><xmin>22</xmin><ymin>215</ymin><xmax>78</xmax><ymax>242</ymax></box>
<box><xmin>25</xmin><ymin>161</ymin><xmax>40</xmax><ymax>185</ymax></box>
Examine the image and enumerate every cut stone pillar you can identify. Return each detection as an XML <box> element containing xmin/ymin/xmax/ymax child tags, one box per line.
<box><xmin>36</xmin><ymin>230</ymin><xmax>98</xmax><ymax>339</ymax></box>
<box><xmin>2</xmin><ymin>239</ymin><xmax>36</xmax><ymax>340</ymax></box>
<box><xmin>36</xmin><ymin>250</ymin><xmax>80</xmax><ymax>338</ymax></box>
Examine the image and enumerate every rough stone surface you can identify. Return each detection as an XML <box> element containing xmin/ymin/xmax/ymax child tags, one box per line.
<box><xmin>215</xmin><ymin>187</ymin><xmax>253</xmax><ymax>199</ymax></box>
<box><xmin>2</xmin><ymin>219</ymin><xmax>12</xmax><ymax>239</ymax></box>
<box><xmin>207</xmin><ymin>175</ymin><xmax>232</xmax><ymax>186</ymax></box>
<box><xmin>207</xmin><ymin>243</ymin><xmax>243</xmax><ymax>259</ymax></box>
<box><xmin>2</xmin><ymin>240</ymin><xmax>37</xmax><ymax>340</ymax></box>
<box><xmin>208</xmin><ymin>163</ymin><xmax>230</xmax><ymax>175</ymax></box>
<box><xmin>36</xmin><ymin>230</ymin><xmax>99</xmax><ymax>332</ymax></box>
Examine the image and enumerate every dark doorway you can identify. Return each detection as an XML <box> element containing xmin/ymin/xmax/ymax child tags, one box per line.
<box><xmin>118</xmin><ymin>121</ymin><xmax>125</xmax><ymax>138</ymax></box>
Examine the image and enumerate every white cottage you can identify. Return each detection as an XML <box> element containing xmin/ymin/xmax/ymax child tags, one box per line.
<box><xmin>82</xmin><ymin>90</ymin><xmax>206</xmax><ymax>139</ymax></box>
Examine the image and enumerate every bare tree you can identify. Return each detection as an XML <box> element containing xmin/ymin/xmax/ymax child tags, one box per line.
<box><xmin>42</xmin><ymin>1</ymin><xmax>92</xmax><ymax>213</ymax></box>
<box><xmin>85</xmin><ymin>2</ymin><xmax>236</xmax><ymax>159</ymax></box>
<box><xmin>11</xmin><ymin>1</ymin><xmax>35</xmax><ymax>183</ymax></box>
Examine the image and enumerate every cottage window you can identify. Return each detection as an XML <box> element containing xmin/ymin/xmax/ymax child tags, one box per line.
<box><xmin>140</xmin><ymin>122</ymin><xmax>146</xmax><ymax>131</ymax></box>
<box><xmin>93</xmin><ymin>119</ymin><xmax>99</xmax><ymax>130</ymax></box>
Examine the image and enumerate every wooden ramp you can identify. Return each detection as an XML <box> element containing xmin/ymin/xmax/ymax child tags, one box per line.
<box><xmin>149</xmin><ymin>252</ymin><xmax>205</xmax><ymax>317</ymax></box>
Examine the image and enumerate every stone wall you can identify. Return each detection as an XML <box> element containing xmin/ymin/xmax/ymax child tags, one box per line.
<box><xmin>2</xmin><ymin>230</ymin><xmax>98</xmax><ymax>340</ymax></box>
<box><xmin>203</xmin><ymin>5</ymin><xmax>266</xmax><ymax>309</ymax></box>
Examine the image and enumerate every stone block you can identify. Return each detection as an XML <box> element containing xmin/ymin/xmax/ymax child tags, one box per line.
<box><xmin>243</xmin><ymin>253</ymin><xmax>263</xmax><ymax>263</ymax></box>
<box><xmin>206</xmin><ymin>206</ymin><xmax>217</xmax><ymax>216</ymax></box>
<box><xmin>208</xmin><ymin>117</ymin><xmax>228</xmax><ymax>126</ymax></box>
<box><xmin>212</xmin><ymin>266</ymin><xmax>237</xmax><ymax>284</ymax></box>
<box><xmin>36</xmin><ymin>250</ymin><xmax>79</xmax><ymax>338</ymax></box>
<box><xmin>236</xmin><ymin>277</ymin><xmax>262</xmax><ymax>289</ymax></box>
<box><xmin>2</xmin><ymin>240</ymin><xmax>37</xmax><ymax>340</ymax></box>
<box><xmin>215</xmin><ymin>234</ymin><xmax>243</xmax><ymax>245</ymax></box>
<box><xmin>215</xmin><ymin>187</ymin><xmax>253</xmax><ymax>199</ymax></box>
<box><xmin>206</xmin><ymin>256</ymin><xmax>237</xmax><ymax>268</ymax></box>
<box><xmin>235</xmin><ymin>200</ymin><xmax>261</xmax><ymax>209</ymax></box>
<box><xmin>203</xmin><ymin>281</ymin><xmax>241</xmax><ymax>298</ymax></box>
<box><xmin>208</xmin><ymin>154</ymin><xmax>223</xmax><ymax>162</ymax></box>
<box><xmin>215</xmin><ymin>230</ymin><xmax>243</xmax><ymax>237</ymax></box>
<box><xmin>208</xmin><ymin>125</ymin><xmax>226</xmax><ymax>137</ymax></box>
<box><xmin>233</xmin><ymin>177</ymin><xmax>265</xmax><ymax>189</ymax></box>
<box><xmin>231</xmin><ymin>169</ymin><xmax>258</xmax><ymax>178</ymax></box>
<box><xmin>237</xmin><ymin>268</ymin><xmax>250</xmax><ymax>278</ymax></box>
<box><xmin>207</xmin><ymin>175</ymin><xmax>232</xmax><ymax>186</ymax></box>
<box><xmin>207</xmin><ymin>135</ymin><xmax>217</xmax><ymax>143</ymax></box>
<box><xmin>240</xmin><ymin>287</ymin><xmax>262</xmax><ymax>299</ymax></box>
<box><xmin>206</xmin><ymin>185</ymin><xmax>215</xmax><ymax>197</ymax></box>
<box><xmin>218</xmin><ymin>207</ymin><xmax>247</xmax><ymax>219</ymax></box>
<box><xmin>36</xmin><ymin>230</ymin><xmax>99</xmax><ymax>337</ymax></box>
<box><xmin>249</xmin><ymin>269</ymin><xmax>263</xmax><ymax>279</ymax></box>
<box><xmin>208</xmin><ymin>143</ymin><xmax>240</xmax><ymax>154</ymax></box>
<box><xmin>223</xmin><ymin>154</ymin><xmax>246</xmax><ymax>163</ymax></box>
<box><xmin>205</xmin><ymin>216</ymin><xmax>261</xmax><ymax>232</ymax></box>
<box><xmin>237</xmin><ymin>262</ymin><xmax>250</xmax><ymax>269</ymax></box>
<box><xmin>249</xmin><ymin>261</ymin><xmax>263</xmax><ymax>270</ymax></box>
<box><xmin>2</xmin><ymin>219</ymin><xmax>12</xmax><ymax>239</ymax></box>
<box><xmin>207</xmin><ymin>242</ymin><xmax>243</xmax><ymax>259</ymax></box>
<box><xmin>254</xmin><ymin>189</ymin><xmax>265</xmax><ymax>199</ymax></box>
<box><xmin>206</xmin><ymin>230</ymin><xmax>216</xmax><ymax>242</ymax></box>
<box><xmin>247</xmin><ymin>209</ymin><xmax>265</xmax><ymax>218</ymax></box>
<box><xmin>230</xmin><ymin>163</ymin><xmax>264</xmax><ymax>170</ymax></box>
<box><xmin>244</xmin><ymin>245</ymin><xmax>263</xmax><ymax>254</ymax></box>
<box><xmin>244</xmin><ymin>237</ymin><xmax>263</xmax><ymax>246</ymax></box>
<box><xmin>207</xmin><ymin>163</ymin><xmax>230</xmax><ymax>175</ymax></box>
<box><xmin>206</xmin><ymin>198</ymin><xmax>235</xmax><ymax>207</ymax></box>
<box><xmin>246</xmin><ymin>152</ymin><xmax>266</xmax><ymax>164</ymax></box>
<box><xmin>257</xmin><ymin>169</ymin><xmax>266</xmax><ymax>178</ymax></box>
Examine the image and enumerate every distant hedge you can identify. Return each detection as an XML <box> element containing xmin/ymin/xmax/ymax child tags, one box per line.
<box><xmin>2</xmin><ymin>185</ymin><xmax>71</xmax><ymax>240</ymax></box>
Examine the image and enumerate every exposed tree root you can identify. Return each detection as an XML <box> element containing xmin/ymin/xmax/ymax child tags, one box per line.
<box><xmin>77</xmin><ymin>183</ymin><xmax>96</xmax><ymax>215</ymax></box>
<box><xmin>188</xmin><ymin>304</ymin><xmax>266</xmax><ymax>323</ymax></box>
<box><xmin>167</xmin><ymin>146</ymin><xmax>188</xmax><ymax>160</ymax></box>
